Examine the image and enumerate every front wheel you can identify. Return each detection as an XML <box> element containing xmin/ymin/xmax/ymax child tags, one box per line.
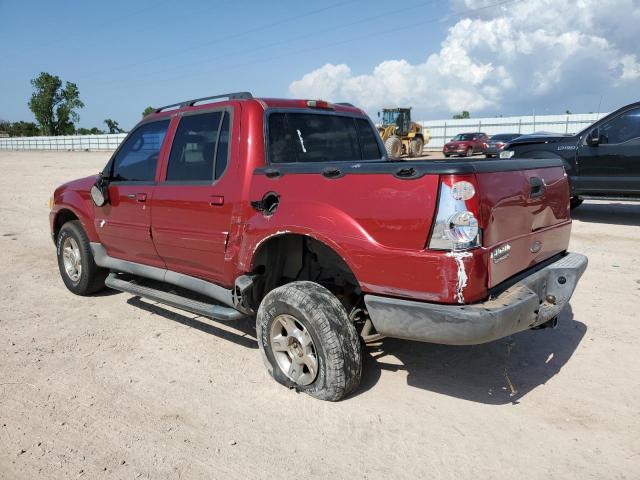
<box><xmin>256</xmin><ymin>281</ymin><xmax>362</xmax><ymax>401</ymax></box>
<box><xmin>466</xmin><ymin>147</ymin><xmax>473</xmax><ymax>157</ymax></box>
<box><xmin>384</xmin><ymin>135</ymin><xmax>403</xmax><ymax>159</ymax></box>
<box><xmin>56</xmin><ymin>220</ymin><xmax>108</xmax><ymax>295</ymax></box>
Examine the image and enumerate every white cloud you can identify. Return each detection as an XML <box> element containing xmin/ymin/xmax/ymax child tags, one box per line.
<box><xmin>288</xmin><ymin>0</ymin><xmax>640</xmax><ymax>116</ymax></box>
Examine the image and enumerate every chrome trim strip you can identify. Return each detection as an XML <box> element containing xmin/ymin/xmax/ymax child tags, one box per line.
<box><xmin>90</xmin><ymin>243</ymin><xmax>235</xmax><ymax>307</ymax></box>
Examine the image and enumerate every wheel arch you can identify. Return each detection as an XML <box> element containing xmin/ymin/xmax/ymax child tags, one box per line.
<box><xmin>247</xmin><ymin>232</ymin><xmax>361</xmax><ymax>311</ymax></box>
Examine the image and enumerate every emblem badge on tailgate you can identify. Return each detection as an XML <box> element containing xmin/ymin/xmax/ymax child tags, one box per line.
<box><xmin>530</xmin><ymin>241</ymin><xmax>542</xmax><ymax>253</ymax></box>
<box><xmin>491</xmin><ymin>244</ymin><xmax>511</xmax><ymax>263</ymax></box>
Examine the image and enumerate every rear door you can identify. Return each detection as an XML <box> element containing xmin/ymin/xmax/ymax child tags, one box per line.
<box><xmin>94</xmin><ymin>119</ymin><xmax>170</xmax><ymax>267</ymax></box>
<box><xmin>150</xmin><ymin>108</ymin><xmax>235</xmax><ymax>284</ymax></box>
<box><xmin>575</xmin><ymin>106</ymin><xmax>640</xmax><ymax>194</ymax></box>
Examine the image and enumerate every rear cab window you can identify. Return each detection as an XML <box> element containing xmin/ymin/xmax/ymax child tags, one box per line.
<box><xmin>267</xmin><ymin>112</ymin><xmax>383</xmax><ymax>163</ymax></box>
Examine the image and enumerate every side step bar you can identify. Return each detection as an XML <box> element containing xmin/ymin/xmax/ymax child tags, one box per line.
<box><xmin>105</xmin><ymin>273</ymin><xmax>247</xmax><ymax>321</ymax></box>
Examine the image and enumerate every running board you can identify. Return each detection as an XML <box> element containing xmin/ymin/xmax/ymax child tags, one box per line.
<box><xmin>105</xmin><ymin>273</ymin><xmax>247</xmax><ymax>321</ymax></box>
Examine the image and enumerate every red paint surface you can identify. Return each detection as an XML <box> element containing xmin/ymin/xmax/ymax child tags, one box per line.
<box><xmin>51</xmin><ymin>97</ymin><xmax>573</xmax><ymax>304</ymax></box>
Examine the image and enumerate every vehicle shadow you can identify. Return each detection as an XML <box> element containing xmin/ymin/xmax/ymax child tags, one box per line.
<box><xmin>357</xmin><ymin>304</ymin><xmax>585</xmax><ymax>404</ymax></box>
<box><xmin>572</xmin><ymin>201</ymin><xmax>640</xmax><ymax>226</ymax></box>
<box><xmin>126</xmin><ymin>297</ymin><xmax>258</xmax><ymax>349</ymax></box>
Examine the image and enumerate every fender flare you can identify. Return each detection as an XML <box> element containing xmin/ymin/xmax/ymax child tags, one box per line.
<box><xmin>52</xmin><ymin>190</ymin><xmax>98</xmax><ymax>242</ymax></box>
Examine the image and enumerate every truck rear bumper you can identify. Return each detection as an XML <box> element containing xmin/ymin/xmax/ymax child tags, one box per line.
<box><xmin>364</xmin><ymin>252</ymin><xmax>587</xmax><ymax>345</ymax></box>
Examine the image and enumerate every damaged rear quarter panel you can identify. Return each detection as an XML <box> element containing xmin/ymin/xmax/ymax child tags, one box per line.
<box><xmin>238</xmin><ymin>172</ymin><xmax>490</xmax><ymax>304</ymax></box>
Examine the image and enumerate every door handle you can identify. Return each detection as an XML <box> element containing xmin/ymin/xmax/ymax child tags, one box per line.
<box><xmin>136</xmin><ymin>193</ymin><xmax>147</xmax><ymax>202</ymax></box>
<box><xmin>529</xmin><ymin>177</ymin><xmax>545</xmax><ymax>198</ymax></box>
<box><xmin>210</xmin><ymin>195</ymin><xmax>224</xmax><ymax>206</ymax></box>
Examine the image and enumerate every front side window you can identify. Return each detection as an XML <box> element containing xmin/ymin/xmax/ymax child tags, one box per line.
<box><xmin>166</xmin><ymin>111</ymin><xmax>231</xmax><ymax>182</ymax></box>
<box><xmin>111</xmin><ymin>120</ymin><xmax>169</xmax><ymax>182</ymax></box>
<box><xmin>599</xmin><ymin>108</ymin><xmax>640</xmax><ymax>145</ymax></box>
<box><xmin>268</xmin><ymin>112</ymin><xmax>382</xmax><ymax>163</ymax></box>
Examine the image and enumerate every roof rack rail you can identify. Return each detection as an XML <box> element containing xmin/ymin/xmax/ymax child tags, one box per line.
<box><xmin>154</xmin><ymin>91</ymin><xmax>253</xmax><ymax>113</ymax></box>
<box><xmin>335</xmin><ymin>102</ymin><xmax>355</xmax><ymax>107</ymax></box>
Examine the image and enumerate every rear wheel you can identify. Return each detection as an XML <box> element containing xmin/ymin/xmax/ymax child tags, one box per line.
<box><xmin>384</xmin><ymin>135</ymin><xmax>403</xmax><ymax>159</ymax></box>
<box><xmin>570</xmin><ymin>196</ymin><xmax>584</xmax><ymax>210</ymax></box>
<box><xmin>466</xmin><ymin>147</ymin><xmax>473</xmax><ymax>157</ymax></box>
<box><xmin>444</xmin><ymin>153</ymin><xmax>450</xmax><ymax>158</ymax></box>
<box><xmin>408</xmin><ymin>137</ymin><xmax>424</xmax><ymax>157</ymax></box>
<box><xmin>56</xmin><ymin>220</ymin><xmax>108</xmax><ymax>295</ymax></box>
<box><xmin>256</xmin><ymin>281</ymin><xmax>362</xmax><ymax>401</ymax></box>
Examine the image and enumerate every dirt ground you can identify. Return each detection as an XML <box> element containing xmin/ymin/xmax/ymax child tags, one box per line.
<box><xmin>1</xmin><ymin>151</ymin><xmax>639</xmax><ymax>480</ymax></box>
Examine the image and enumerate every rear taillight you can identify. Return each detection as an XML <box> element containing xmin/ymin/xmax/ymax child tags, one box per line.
<box><xmin>428</xmin><ymin>175</ymin><xmax>482</xmax><ymax>251</ymax></box>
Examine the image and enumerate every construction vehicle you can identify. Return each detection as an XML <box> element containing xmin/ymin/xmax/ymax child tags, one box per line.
<box><xmin>377</xmin><ymin>107</ymin><xmax>429</xmax><ymax>159</ymax></box>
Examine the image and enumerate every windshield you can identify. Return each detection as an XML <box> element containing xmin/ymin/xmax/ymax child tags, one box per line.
<box><xmin>382</xmin><ymin>110</ymin><xmax>401</xmax><ymax>125</ymax></box>
<box><xmin>452</xmin><ymin>134</ymin><xmax>475</xmax><ymax>141</ymax></box>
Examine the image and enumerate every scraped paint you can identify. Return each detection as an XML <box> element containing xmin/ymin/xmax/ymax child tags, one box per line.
<box><xmin>446</xmin><ymin>251</ymin><xmax>472</xmax><ymax>303</ymax></box>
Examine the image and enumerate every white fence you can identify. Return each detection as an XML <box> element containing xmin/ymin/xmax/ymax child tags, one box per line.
<box><xmin>0</xmin><ymin>133</ymin><xmax>127</xmax><ymax>151</ymax></box>
<box><xmin>0</xmin><ymin>112</ymin><xmax>606</xmax><ymax>152</ymax></box>
<box><xmin>422</xmin><ymin>112</ymin><xmax>605</xmax><ymax>149</ymax></box>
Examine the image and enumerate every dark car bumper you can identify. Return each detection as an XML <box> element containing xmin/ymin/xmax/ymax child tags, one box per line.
<box><xmin>483</xmin><ymin>146</ymin><xmax>502</xmax><ymax>156</ymax></box>
<box><xmin>364</xmin><ymin>253</ymin><xmax>587</xmax><ymax>345</ymax></box>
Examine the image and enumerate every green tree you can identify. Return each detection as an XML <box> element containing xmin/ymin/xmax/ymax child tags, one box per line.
<box><xmin>104</xmin><ymin>118</ymin><xmax>124</xmax><ymax>134</ymax></box>
<box><xmin>0</xmin><ymin>120</ymin><xmax>40</xmax><ymax>137</ymax></box>
<box><xmin>28</xmin><ymin>72</ymin><xmax>84</xmax><ymax>136</ymax></box>
<box><xmin>77</xmin><ymin>127</ymin><xmax>104</xmax><ymax>135</ymax></box>
<box><xmin>142</xmin><ymin>106</ymin><xmax>155</xmax><ymax>117</ymax></box>
<box><xmin>452</xmin><ymin>111</ymin><xmax>470</xmax><ymax>119</ymax></box>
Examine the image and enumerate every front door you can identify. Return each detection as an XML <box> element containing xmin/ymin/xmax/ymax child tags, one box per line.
<box><xmin>576</xmin><ymin>107</ymin><xmax>640</xmax><ymax>195</ymax></box>
<box><xmin>151</xmin><ymin>108</ymin><xmax>235</xmax><ymax>285</ymax></box>
<box><xmin>94</xmin><ymin>119</ymin><xmax>170</xmax><ymax>268</ymax></box>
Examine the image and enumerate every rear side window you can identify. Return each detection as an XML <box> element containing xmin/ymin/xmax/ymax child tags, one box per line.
<box><xmin>166</xmin><ymin>111</ymin><xmax>230</xmax><ymax>182</ymax></box>
<box><xmin>268</xmin><ymin>112</ymin><xmax>382</xmax><ymax>163</ymax></box>
<box><xmin>111</xmin><ymin>120</ymin><xmax>169</xmax><ymax>182</ymax></box>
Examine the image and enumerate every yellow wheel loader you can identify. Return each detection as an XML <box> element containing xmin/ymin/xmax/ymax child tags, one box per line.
<box><xmin>377</xmin><ymin>108</ymin><xmax>429</xmax><ymax>159</ymax></box>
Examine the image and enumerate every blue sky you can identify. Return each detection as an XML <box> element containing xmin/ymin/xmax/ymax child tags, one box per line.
<box><xmin>1</xmin><ymin>0</ymin><xmax>638</xmax><ymax>130</ymax></box>
<box><xmin>0</xmin><ymin>0</ymin><xmax>448</xmax><ymax>129</ymax></box>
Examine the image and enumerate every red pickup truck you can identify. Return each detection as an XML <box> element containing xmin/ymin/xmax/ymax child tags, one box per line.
<box><xmin>49</xmin><ymin>92</ymin><xmax>587</xmax><ymax>401</ymax></box>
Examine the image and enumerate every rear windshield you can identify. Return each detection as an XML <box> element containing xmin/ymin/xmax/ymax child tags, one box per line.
<box><xmin>268</xmin><ymin>112</ymin><xmax>382</xmax><ymax>163</ymax></box>
<box><xmin>490</xmin><ymin>134</ymin><xmax>519</xmax><ymax>141</ymax></box>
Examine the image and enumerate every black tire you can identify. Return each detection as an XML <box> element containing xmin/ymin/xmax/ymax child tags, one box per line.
<box><xmin>384</xmin><ymin>135</ymin><xmax>403</xmax><ymax>159</ymax></box>
<box><xmin>466</xmin><ymin>147</ymin><xmax>473</xmax><ymax>157</ymax></box>
<box><xmin>485</xmin><ymin>154</ymin><xmax>492</xmax><ymax>158</ymax></box>
<box><xmin>570</xmin><ymin>197</ymin><xmax>584</xmax><ymax>210</ymax></box>
<box><xmin>444</xmin><ymin>153</ymin><xmax>450</xmax><ymax>158</ymax></box>
<box><xmin>408</xmin><ymin>137</ymin><xmax>424</xmax><ymax>157</ymax></box>
<box><xmin>256</xmin><ymin>281</ymin><xmax>362</xmax><ymax>401</ymax></box>
<box><xmin>56</xmin><ymin>220</ymin><xmax>108</xmax><ymax>295</ymax></box>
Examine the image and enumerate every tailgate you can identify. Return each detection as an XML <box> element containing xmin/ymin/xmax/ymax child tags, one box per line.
<box><xmin>476</xmin><ymin>165</ymin><xmax>571</xmax><ymax>288</ymax></box>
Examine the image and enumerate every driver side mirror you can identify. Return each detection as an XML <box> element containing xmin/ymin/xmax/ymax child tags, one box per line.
<box><xmin>587</xmin><ymin>127</ymin><xmax>600</xmax><ymax>146</ymax></box>
<box><xmin>90</xmin><ymin>172</ymin><xmax>109</xmax><ymax>207</ymax></box>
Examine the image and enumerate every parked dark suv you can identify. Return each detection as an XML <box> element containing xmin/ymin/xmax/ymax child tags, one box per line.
<box><xmin>500</xmin><ymin>101</ymin><xmax>640</xmax><ymax>208</ymax></box>
<box><xmin>483</xmin><ymin>133</ymin><xmax>521</xmax><ymax>157</ymax></box>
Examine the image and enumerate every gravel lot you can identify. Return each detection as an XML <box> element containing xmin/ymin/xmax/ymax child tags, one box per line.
<box><xmin>1</xmin><ymin>151</ymin><xmax>639</xmax><ymax>479</ymax></box>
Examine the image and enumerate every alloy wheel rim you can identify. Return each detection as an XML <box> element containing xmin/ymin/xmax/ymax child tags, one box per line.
<box><xmin>62</xmin><ymin>237</ymin><xmax>82</xmax><ymax>282</ymax></box>
<box><xmin>269</xmin><ymin>314</ymin><xmax>318</xmax><ymax>386</ymax></box>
